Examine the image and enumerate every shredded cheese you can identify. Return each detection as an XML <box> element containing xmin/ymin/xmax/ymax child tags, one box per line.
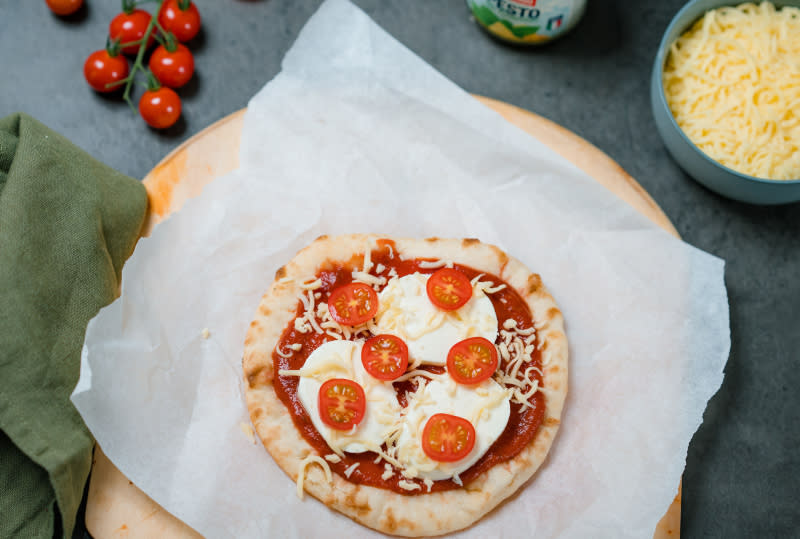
<box><xmin>417</xmin><ymin>259</ymin><xmax>448</xmax><ymax>269</ymax></box>
<box><xmin>352</xmin><ymin>270</ymin><xmax>387</xmax><ymax>288</ymax></box>
<box><xmin>362</xmin><ymin>243</ymin><xmax>374</xmax><ymax>273</ymax></box>
<box><xmin>299</xmin><ymin>278</ymin><xmax>323</xmax><ymax>290</ymax></box>
<box><xmin>275</xmin><ymin>346</ymin><xmax>293</xmax><ymax>359</ymax></box>
<box><xmin>401</xmin><ymin>467</ymin><xmax>419</xmax><ymax>479</ymax></box>
<box><xmin>343</xmin><ymin>462</ymin><xmax>360</xmax><ymax>478</ymax></box>
<box><xmin>381</xmin><ymin>464</ymin><xmax>395</xmax><ymax>480</ymax></box>
<box><xmin>324</xmin><ymin>454</ymin><xmax>342</xmax><ymax>463</ymax></box>
<box><xmin>483</xmin><ymin>283</ymin><xmax>507</xmax><ymax>294</ymax></box>
<box><xmin>398</xmin><ymin>480</ymin><xmax>422</xmax><ymax>491</ymax></box>
<box><xmin>296</xmin><ymin>455</ymin><xmax>333</xmax><ymax>499</ymax></box>
<box><xmin>493</xmin><ymin>318</ymin><xmax>542</xmax><ymax>408</ymax></box>
<box><xmin>393</xmin><ymin>369</ymin><xmax>442</xmax><ymax>383</ymax></box>
<box><xmin>663</xmin><ymin>2</ymin><xmax>800</xmax><ymax>180</ymax></box>
<box><xmin>472</xmin><ymin>274</ymin><xmax>508</xmax><ymax>296</ymax></box>
<box><xmin>239</xmin><ymin>422</ymin><xmax>256</xmax><ymax>444</ymax></box>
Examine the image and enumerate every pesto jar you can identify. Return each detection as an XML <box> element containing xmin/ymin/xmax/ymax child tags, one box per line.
<box><xmin>467</xmin><ymin>0</ymin><xmax>587</xmax><ymax>45</ymax></box>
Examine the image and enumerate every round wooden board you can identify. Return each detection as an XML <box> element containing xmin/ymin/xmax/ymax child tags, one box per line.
<box><xmin>86</xmin><ymin>96</ymin><xmax>681</xmax><ymax>538</ymax></box>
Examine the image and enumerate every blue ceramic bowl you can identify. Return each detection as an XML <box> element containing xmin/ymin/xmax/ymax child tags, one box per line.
<box><xmin>651</xmin><ymin>0</ymin><xmax>800</xmax><ymax>205</ymax></box>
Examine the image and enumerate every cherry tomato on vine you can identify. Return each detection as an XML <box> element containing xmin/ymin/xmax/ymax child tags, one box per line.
<box><xmin>327</xmin><ymin>283</ymin><xmax>379</xmax><ymax>326</ymax></box>
<box><xmin>158</xmin><ymin>0</ymin><xmax>202</xmax><ymax>43</ymax></box>
<box><xmin>138</xmin><ymin>86</ymin><xmax>181</xmax><ymax>129</ymax></box>
<box><xmin>45</xmin><ymin>0</ymin><xmax>83</xmax><ymax>16</ymax></box>
<box><xmin>109</xmin><ymin>9</ymin><xmax>155</xmax><ymax>55</ymax></box>
<box><xmin>361</xmin><ymin>334</ymin><xmax>409</xmax><ymax>381</ymax></box>
<box><xmin>318</xmin><ymin>378</ymin><xmax>366</xmax><ymax>431</ymax></box>
<box><xmin>149</xmin><ymin>41</ymin><xmax>194</xmax><ymax>88</ymax></box>
<box><xmin>426</xmin><ymin>268</ymin><xmax>473</xmax><ymax>311</ymax></box>
<box><xmin>446</xmin><ymin>337</ymin><xmax>499</xmax><ymax>385</ymax></box>
<box><xmin>83</xmin><ymin>48</ymin><xmax>130</xmax><ymax>93</ymax></box>
<box><xmin>421</xmin><ymin>413</ymin><xmax>476</xmax><ymax>462</ymax></box>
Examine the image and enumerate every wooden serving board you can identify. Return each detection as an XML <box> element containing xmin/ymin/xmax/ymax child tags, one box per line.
<box><xmin>85</xmin><ymin>96</ymin><xmax>681</xmax><ymax>538</ymax></box>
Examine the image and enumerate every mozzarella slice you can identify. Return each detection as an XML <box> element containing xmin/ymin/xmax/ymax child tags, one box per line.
<box><xmin>297</xmin><ymin>340</ymin><xmax>401</xmax><ymax>454</ymax></box>
<box><xmin>373</xmin><ymin>273</ymin><xmax>498</xmax><ymax>366</ymax></box>
<box><xmin>394</xmin><ymin>375</ymin><xmax>511</xmax><ymax>481</ymax></box>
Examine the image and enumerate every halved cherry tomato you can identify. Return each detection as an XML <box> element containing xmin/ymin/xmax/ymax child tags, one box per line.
<box><xmin>361</xmin><ymin>334</ymin><xmax>409</xmax><ymax>381</ymax></box>
<box><xmin>158</xmin><ymin>0</ymin><xmax>202</xmax><ymax>43</ymax></box>
<box><xmin>318</xmin><ymin>378</ymin><xmax>366</xmax><ymax>431</ymax></box>
<box><xmin>109</xmin><ymin>9</ymin><xmax>155</xmax><ymax>55</ymax></box>
<box><xmin>327</xmin><ymin>283</ymin><xmax>379</xmax><ymax>326</ymax></box>
<box><xmin>446</xmin><ymin>337</ymin><xmax>498</xmax><ymax>385</ymax></box>
<box><xmin>421</xmin><ymin>413</ymin><xmax>476</xmax><ymax>462</ymax></box>
<box><xmin>46</xmin><ymin>0</ymin><xmax>83</xmax><ymax>16</ymax></box>
<box><xmin>426</xmin><ymin>268</ymin><xmax>472</xmax><ymax>311</ymax></box>
<box><xmin>83</xmin><ymin>49</ymin><xmax>129</xmax><ymax>93</ymax></box>
<box><xmin>149</xmin><ymin>40</ymin><xmax>194</xmax><ymax>88</ymax></box>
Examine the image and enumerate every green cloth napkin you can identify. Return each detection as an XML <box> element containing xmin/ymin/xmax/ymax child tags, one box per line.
<box><xmin>0</xmin><ymin>113</ymin><xmax>147</xmax><ymax>538</ymax></box>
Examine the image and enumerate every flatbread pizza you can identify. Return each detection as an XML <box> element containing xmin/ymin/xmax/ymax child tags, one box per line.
<box><xmin>243</xmin><ymin>234</ymin><xmax>568</xmax><ymax>536</ymax></box>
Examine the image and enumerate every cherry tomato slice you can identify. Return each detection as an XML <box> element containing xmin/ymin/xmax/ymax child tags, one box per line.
<box><xmin>421</xmin><ymin>413</ymin><xmax>476</xmax><ymax>462</ymax></box>
<box><xmin>426</xmin><ymin>268</ymin><xmax>472</xmax><ymax>311</ymax></box>
<box><xmin>361</xmin><ymin>334</ymin><xmax>409</xmax><ymax>381</ymax></box>
<box><xmin>318</xmin><ymin>378</ymin><xmax>366</xmax><ymax>431</ymax></box>
<box><xmin>446</xmin><ymin>337</ymin><xmax>498</xmax><ymax>385</ymax></box>
<box><xmin>327</xmin><ymin>283</ymin><xmax>379</xmax><ymax>326</ymax></box>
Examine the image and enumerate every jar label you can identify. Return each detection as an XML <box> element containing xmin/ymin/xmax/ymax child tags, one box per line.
<box><xmin>467</xmin><ymin>0</ymin><xmax>586</xmax><ymax>44</ymax></box>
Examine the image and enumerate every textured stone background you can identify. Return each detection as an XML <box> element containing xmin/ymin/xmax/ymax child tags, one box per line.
<box><xmin>1</xmin><ymin>0</ymin><xmax>798</xmax><ymax>537</ymax></box>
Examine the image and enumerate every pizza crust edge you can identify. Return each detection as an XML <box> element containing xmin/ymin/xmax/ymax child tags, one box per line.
<box><xmin>242</xmin><ymin>234</ymin><xmax>568</xmax><ymax>537</ymax></box>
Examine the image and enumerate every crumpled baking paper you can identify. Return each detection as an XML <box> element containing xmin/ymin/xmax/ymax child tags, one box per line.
<box><xmin>72</xmin><ymin>1</ymin><xmax>730</xmax><ymax>537</ymax></box>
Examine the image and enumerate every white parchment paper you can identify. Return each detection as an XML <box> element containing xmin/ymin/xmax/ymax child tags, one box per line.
<box><xmin>72</xmin><ymin>1</ymin><xmax>730</xmax><ymax>537</ymax></box>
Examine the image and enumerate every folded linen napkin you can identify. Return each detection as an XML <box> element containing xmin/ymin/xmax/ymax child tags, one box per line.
<box><xmin>0</xmin><ymin>113</ymin><xmax>147</xmax><ymax>538</ymax></box>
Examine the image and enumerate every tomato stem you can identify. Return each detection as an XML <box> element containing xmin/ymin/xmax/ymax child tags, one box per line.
<box><xmin>145</xmin><ymin>70</ymin><xmax>161</xmax><ymax>91</ymax></box>
<box><xmin>153</xmin><ymin>19</ymin><xmax>173</xmax><ymax>48</ymax></box>
<box><xmin>104</xmin><ymin>78</ymin><xmax>129</xmax><ymax>90</ymax></box>
<box><xmin>106</xmin><ymin>37</ymin><xmax>123</xmax><ymax>57</ymax></box>
<box><xmin>119</xmin><ymin>0</ymin><xmax>165</xmax><ymax>110</ymax></box>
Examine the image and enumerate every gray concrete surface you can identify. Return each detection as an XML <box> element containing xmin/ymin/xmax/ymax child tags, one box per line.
<box><xmin>1</xmin><ymin>1</ymin><xmax>798</xmax><ymax>537</ymax></box>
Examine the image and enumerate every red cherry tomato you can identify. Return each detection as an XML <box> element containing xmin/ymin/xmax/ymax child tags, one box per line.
<box><xmin>109</xmin><ymin>9</ymin><xmax>154</xmax><ymax>55</ymax></box>
<box><xmin>421</xmin><ymin>413</ymin><xmax>476</xmax><ymax>462</ymax></box>
<box><xmin>426</xmin><ymin>268</ymin><xmax>473</xmax><ymax>311</ymax></box>
<box><xmin>158</xmin><ymin>0</ymin><xmax>202</xmax><ymax>42</ymax></box>
<box><xmin>318</xmin><ymin>378</ymin><xmax>366</xmax><ymax>431</ymax></box>
<box><xmin>83</xmin><ymin>50</ymin><xmax>129</xmax><ymax>93</ymax></box>
<box><xmin>446</xmin><ymin>337</ymin><xmax>498</xmax><ymax>385</ymax></box>
<box><xmin>138</xmin><ymin>87</ymin><xmax>181</xmax><ymax>129</ymax></box>
<box><xmin>149</xmin><ymin>42</ymin><xmax>194</xmax><ymax>88</ymax></box>
<box><xmin>45</xmin><ymin>0</ymin><xmax>83</xmax><ymax>16</ymax></box>
<box><xmin>361</xmin><ymin>334</ymin><xmax>409</xmax><ymax>381</ymax></box>
<box><xmin>327</xmin><ymin>283</ymin><xmax>379</xmax><ymax>326</ymax></box>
